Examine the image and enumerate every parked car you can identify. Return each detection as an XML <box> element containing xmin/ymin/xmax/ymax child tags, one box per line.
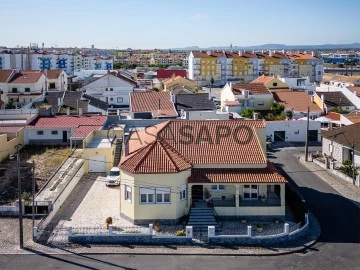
<box><xmin>106</xmin><ymin>167</ymin><xmax>120</xmax><ymax>187</ymax></box>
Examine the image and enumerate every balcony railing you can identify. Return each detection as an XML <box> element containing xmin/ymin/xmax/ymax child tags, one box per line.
<box><xmin>212</xmin><ymin>198</ymin><xmax>236</xmax><ymax>207</ymax></box>
<box><xmin>239</xmin><ymin>193</ymin><xmax>281</xmax><ymax>207</ymax></box>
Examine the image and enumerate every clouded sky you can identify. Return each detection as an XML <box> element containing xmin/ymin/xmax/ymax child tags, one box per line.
<box><xmin>1</xmin><ymin>0</ymin><xmax>359</xmax><ymax>49</ymax></box>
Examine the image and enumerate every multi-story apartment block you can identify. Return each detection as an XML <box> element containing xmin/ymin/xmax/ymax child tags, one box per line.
<box><xmin>0</xmin><ymin>51</ymin><xmax>114</xmax><ymax>75</ymax></box>
<box><xmin>188</xmin><ymin>50</ymin><xmax>323</xmax><ymax>86</ymax></box>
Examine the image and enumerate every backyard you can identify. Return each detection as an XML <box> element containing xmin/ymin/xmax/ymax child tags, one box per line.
<box><xmin>0</xmin><ymin>146</ymin><xmax>71</xmax><ymax>203</ymax></box>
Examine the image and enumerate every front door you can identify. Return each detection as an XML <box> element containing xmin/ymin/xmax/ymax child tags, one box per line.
<box><xmin>308</xmin><ymin>130</ymin><xmax>318</xmax><ymax>142</ymax></box>
<box><xmin>192</xmin><ymin>185</ymin><xmax>203</xmax><ymax>201</ymax></box>
<box><xmin>62</xmin><ymin>131</ymin><xmax>68</xmax><ymax>143</ymax></box>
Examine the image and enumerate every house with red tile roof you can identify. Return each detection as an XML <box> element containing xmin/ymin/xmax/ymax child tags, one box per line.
<box><xmin>43</xmin><ymin>70</ymin><xmax>68</xmax><ymax>90</ymax></box>
<box><xmin>129</xmin><ymin>91</ymin><xmax>178</xmax><ymax>119</ymax></box>
<box><xmin>251</xmin><ymin>75</ymin><xmax>289</xmax><ymax>92</ymax></box>
<box><xmin>220</xmin><ymin>82</ymin><xmax>274</xmax><ymax>114</ymax></box>
<box><xmin>24</xmin><ymin>115</ymin><xmax>107</xmax><ymax>148</ymax></box>
<box><xmin>119</xmin><ymin>120</ymin><xmax>287</xmax><ymax>225</ymax></box>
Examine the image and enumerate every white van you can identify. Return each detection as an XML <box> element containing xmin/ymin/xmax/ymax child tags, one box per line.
<box><xmin>106</xmin><ymin>167</ymin><xmax>120</xmax><ymax>187</ymax></box>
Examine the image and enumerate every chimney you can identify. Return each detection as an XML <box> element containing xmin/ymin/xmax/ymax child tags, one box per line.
<box><xmin>229</xmin><ymin>82</ymin><xmax>233</xmax><ymax>89</ymax></box>
<box><xmin>67</xmin><ymin>107</ymin><xmax>70</xmax><ymax>115</ymax></box>
<box><xmin>282</xmin><ymin>50</ymin><xmax>285</xmax><ymax>54</ymax></box>
<box><xmin>269</xmin><ymin>50</ymin><xmax>273</xmax><ymax>57</ymax></box>
<box><xmin>310</xmin><ymin>95</ymin><xmax>314</xmax><ymax>103</ymax></box>
<box><xmin>238</xmin><ymin>50</ymin><xmax>242</xmax><ymax>57</ymax></box>
<box><xmin>208</xmin><ymin>92</ymin><xmax>212</xmax><ymax>100</ymax></box>
<box><xmin>78</xmin><ymin>107</ymin><xmax>83</xmax><ymax>115</ymax></box>
<box><xmin>311</xmin><ymin>51</ymin><xmax>314</xmax><ymax>57</ymax></box>
<box><xmin>206</xmin><ymin>51</ymin><xmax>211</xmax><ymax>56</ymax></box>
<box><xmin>253</xmin><ymin>112</ymin><xmax>259</xmax><ymax>120</ymax></box>
<box><xmin>321</xmin><ymin>94</ymin><xmax>325</xmax><ymax>110</ymax></box>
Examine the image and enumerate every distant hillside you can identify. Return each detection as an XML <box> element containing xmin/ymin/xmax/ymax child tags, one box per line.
<box><xmin>172</xmin><ymin>43</ymin><xmax>360</xmax><ymax>51</ymax></box>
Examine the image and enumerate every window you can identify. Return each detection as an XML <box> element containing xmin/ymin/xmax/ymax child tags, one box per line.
<box><xmin>179</xmin><ymin>185</ymin><xmax>186</xmax><ymax>201</ymax></box>
<box><xmin>117</xmin><ymin>97</ymin><xmax>123</xmax><ymax>103</ymax></box>
<box><xmin>12</xmin><ymin>88</ymin><xmax>18</xmax><ymax>93</ymax></box>
<box><xmin>110</xmin><ymin>88</ymin><xmax>113</xmax><ymax>91</ymax></box>
<box><xmin>258</xmin><ymin>101</ymin><xmax>264</xmax><ymax>106</ymax></box>
<box><xmin>49</xmin><ymin>83</ymin><xmax>56</xmax><ymax>89</ymax></box>
<box><xmin>25</xmin><ymin>88</ymin><xmax>30</xmax><ymax>92</ymax></box>
<box><xmin>37</xmin><ymin>130</ymin><xmax>44</xmax><ymax>135</ymax></box>
<box><xmin>110</xmin><ymin>98</ymin><xmax>113</xmax><ymax>101</ymax></box>
<box><xmin>156</xmin><ymin>188</ymin><xmax>171</xmax><ymax>203</ymax></box>
<box><xmin>51</xmin><ymin>130</ymin><xmax>58</xmax><ymax>135</ymax></box>
<box><xmin>211</xmin><ymin>185</ymin><xmax>225</xmax><ymax>191</ymax></box>
<box><xmin>272</xmin><ymin>82</ymin><xmax>278</xmax><ymax>87</ymax></box>
<box><xmin>243</xmin><ymin>185</ymin><xmax>258</xmax><ymax>199</ymax></box>
<box><xmin>125</xmin><ymin>185</ymin><xmax>132</xmax><ymax>202</ymax></box>
<box><xmin>140</xmin><ymin>188</ymin><xmax>155</xmax><ymax>204</ymax></box>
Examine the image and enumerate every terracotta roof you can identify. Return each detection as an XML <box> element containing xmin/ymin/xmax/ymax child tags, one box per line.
<box><xmin>188</xmin><ymin>163</ymin><xmax>287</xmax><ymax>183</ymax></box>
<box><xmin>121</xmin><ymin>139</ymin><xmax>192</xmax><ymax>173</ymax></box>
<box><xmin>323</xmin><ymin>74</ymin><xmax>360</xmax><ymax>84</ymax></box>
<box><xmin>191</xmin><ymin>51</ymin><xmax>214</xmax><ymax>58</ymax></box>
<box><xmin>232</xmin><ymin>83</ymin><xmax>271</xmax><ymax>95</ymax></box>
<box><xmin>347</xmin><ymin>86</ymin><xmax>360</xmax><ymax>97</ymax></box>
<box><xmin>120</xmin><ymin>120</ymin><xmax>267</xmax><ymax>173</ymax></box>
<box><xmin>287</xmin><ymin>52</ymin><xmax>317</xmax><ymax>60</ymax></box>
<box><xmin>319</xmin><ymin>91</ymin><xmax>354</xmax><ymax>107</ymax></box>
<box><xmin>72</xmin><ymin>125</ymin><xmax>102</xmax><ymax>138</ymax></box>
<box><xmin>9</xmin><ymin>71</ymin><xmax>44</xmax><ymax>84</ymax></box>
<box><xmin>251</xmin><ymin>75</ymin><xmax>274</xmax><ymax>84</ymax></box>
<box><xmin>0</xmin><ymin>70</ymin><xmax>14</xmax><ymax>83</ymax></box>
<box><xmin>163</xmin><ymin>75</ymin><xmax>195</xmax><ymax>86</ymax></box>
<box><xmin>27</xmin><ymin>115</ymin><xmax>107</xmax><ymax>128</ymax></box>
<box><xmin>343</xmin><ymin>111</ymin><xmax>360</xmax><ymax>124</ymax></box>
<box><xmin>273</xmin><ymin>91</ymin><xmax>323</xmax><ymax>113</ymax></box>
<box><xmin>0</xmin><ymin>126</ymin><xmax>24</xmax><ymax>134</ymax></box>
<box><xmin>321</xmin><ymin>122</ymin><xmax>360</xmax><ymax>152</ymax></box>
<box><xmin>326</xmin><ymin>112</ymin><xmax>341</xmax><ymax>121</ymax></box>
<box><xmin>130</xmin><ymin>91</ymin><xmax>178</xmax><ymax>118</ymax></box>
<box><xmin>224</xmin><ymin>100</ymin><xmax>240</xmax><ymax>106</ymax></box>
<box><xmin>43</xmin><ymin>70</ymin><xmax>62</xmax><ymax>80</ymax></box>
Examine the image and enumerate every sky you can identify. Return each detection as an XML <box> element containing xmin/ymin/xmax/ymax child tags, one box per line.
<box><xmin>1</xmin><ymin>0</ymin><xmax>359</xmax><ymax>49</ymax></box>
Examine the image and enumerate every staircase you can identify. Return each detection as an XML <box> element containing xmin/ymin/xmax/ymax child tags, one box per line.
<box><xmin>187</xmin><ymin>208</ymin><xmax>219</xmax><ymax>230</ymax></box>
<box><xmin>113</xmin><ymin>139</ymin><xmax>123</xmax><ymax>167</ymax></box>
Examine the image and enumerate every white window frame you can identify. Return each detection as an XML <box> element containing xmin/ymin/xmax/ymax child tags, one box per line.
<box><xmin>243</xmin><ymin>185</ymin><xmax>258</xmax><ymax>200</ymax></box>
<box><xmin>179</xmin><ymin>185</ymin><xmax>186</xmax><ymax>201</ymax></box>
<box><xmin>140</xmin><ymin>188</ymin><xmax>155</xmax><ymax>204</ymax></box>
<box><xmin>125</xmin><ymin>185</ymin><xmax>132</xmax><ymax>202</ymax></box>
<box><xmin>211</xmin><ymin>185</ymin><xmax>226</xmax><ymax>191</ymax></box>
<box><xmin>117</xmin><ymin>97</ymin><xmax>123</xmax><ymax>103</ymax></box>
<box><xmin>156</xmin><ymin>188</ymin><xmax>171</xmax><ymax>204</ymax></box>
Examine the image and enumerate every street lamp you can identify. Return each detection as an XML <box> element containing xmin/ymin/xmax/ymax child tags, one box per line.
<box><xmin>9</xmin><ymin>144</ymin><xmax>24</xmax><ymax>249</ymax></box>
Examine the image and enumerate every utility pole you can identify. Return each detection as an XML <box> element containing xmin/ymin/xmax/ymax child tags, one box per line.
<box><xmin>16</xmin><ymin>144</ymin><xmax>24</xmax><ymax>249</ymax></box>
<box><xmin>305</xmin><ymin>106</ymin><xmax>310</xmax><ymax>161</ymax></box>
<box><xmin>352</xmin><ymin>140</ymin><xmax>355</xmax><ymax>185</ymax></box>
<box><xmin>32</xmin><ymin>161</ymin><xmax>35</xmax><ymax>241</ymax></box>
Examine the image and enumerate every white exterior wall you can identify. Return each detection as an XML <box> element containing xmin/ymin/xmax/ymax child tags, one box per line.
<box><xmin>266</xmin><ymin>120</ymin><xmax>321</xmax><ymax>142</ymax></box>
<box><xmin>24</xmin><ymin>127</ymin><xmax>73</xmax><ymax>144</ymax></box>
<box><xmin>0</xmin><ymin>54</ymin><xmax>11</xmax><ymax>69</ymax></box>
<box><xmin>323</xmin><ymin>138</ymin><xmax>360</xmax><ymax>166</ymax></box>
<box><xmin>280</xmin><ymin>77</ymin><xmax>316</xmax><ymax>92</ymax></box>
<box><xmin>182</xmin><ymin>110</ymin><xmax>229</xmax><ymax>120</ymax></box>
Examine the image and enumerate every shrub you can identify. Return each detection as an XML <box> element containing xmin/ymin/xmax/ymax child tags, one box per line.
<box><xmin>256</xmin><ymin>223</ymin><xmax>263</xmax><ymax>228</ymax></box>
<box><xmin>105</xmin><ymin>217</ymin><xmax>113</xmax><ymax>224</ymax></box>
<box><xmin>154</xmin><ymin>220</ymin><xmax>161</xmax><ymax>232</ymax></box>
<box><xmin>176</xmin><ymin>229</ymin><xmax>186</xmax><ymax>236</ymax></box>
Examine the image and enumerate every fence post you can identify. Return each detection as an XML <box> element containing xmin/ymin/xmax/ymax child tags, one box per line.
<box><xmin>284</xmin><ymin>223</ymin><xmax>289</xmax><ymax>235</ymax></box>
<box><xmin>33</xmin><ymin>226</ymin><xmax>38</xmax><ymax>241</ymax></box>
<box><xmin>247</xmin><ymin>226</ymin><xmax>252</xmax><ymax>237</ymax></box>
<box><xmin>68</xmin><ymin>226</ymin><xmax>73</xmax><ymax>236</ymax></box>
<box><xmin>149</xmin><ymin>224</ymin><xmax>153</xmax><ymax>235</ymax></box>
<box><xmin>208</xmin><ymin>226</ymin><xmax>215</xmax><ymax>237</ymax></box>
<box><xmin>186</xmin><ymin>226</ymin><xmax>193</xmax><ymax>238</ymax></box>
<box><xmin>109</xmin><ymin>225</ymin><xmax>113</xmax><ymax>236</ymax></box>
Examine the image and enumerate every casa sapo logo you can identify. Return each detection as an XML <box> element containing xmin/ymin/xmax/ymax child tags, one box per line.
<box><xmin>107</xmin><ymin>124</ymin><xmax>254</xmax><ymax>146</ymax></box>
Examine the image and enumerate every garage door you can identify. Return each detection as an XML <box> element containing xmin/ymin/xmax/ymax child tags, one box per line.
<box><xmin>308</xmin><ymin>130</ymin><xmax>318</xmax><ymax>142</ymax></box>
<box><xmin>89</xmin><ymin>156</ymin><xmax>106</xmax><ymax>172</ymax></box>
<box><xmin>274</xmin><ymin>131</ymin><xmax>285</xmax><ymax>142</ymax></box>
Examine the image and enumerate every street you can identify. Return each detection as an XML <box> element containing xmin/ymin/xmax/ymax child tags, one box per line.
<box><xmin>1</xmin><ymin>145</ymin><xmax>359</xmax><ymax>269</ymax></box>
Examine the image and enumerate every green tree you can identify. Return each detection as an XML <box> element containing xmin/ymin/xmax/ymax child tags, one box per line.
<box><xmin>265</xmin><ymin>113</ymin><xmax>275</xmax><ymax>121</ymax></box>
<box><xmin>270</xmin><ymin>102</ymin><xmax>285</xmax><ymax>116</ymax></box>
<box><xmin>240</xmin><ymin>108</ymin><xmax>254</xmax><ymax>119</ymax></box>
<box><xmin>285</xmin><ymin>110</ymin><xmax>293</xmax><ymax>119</ymax></box>
<box><xmin>331</xmin><ymin>107</ymin><xmax>350</xmax><ymax>114</ymax></box>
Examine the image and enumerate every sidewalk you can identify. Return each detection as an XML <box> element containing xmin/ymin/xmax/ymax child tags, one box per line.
<box><xmin>299</xmin><ymin>156</ymin><xmax>360</xmax><ymax>208</ymax></box>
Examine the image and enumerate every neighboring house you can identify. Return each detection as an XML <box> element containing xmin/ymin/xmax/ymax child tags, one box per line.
<box><xmin>44</xmin><ymin>70</ymin><xmax>68</xmax><ymax>91</ymax></box>
<box><xmin>321</xmin><ymin>122</ymin><xmax>360</xmax><ymax>167</ymax></box>
<box><xmin>266</xmin><ymin>120</ymin><xmax>321</xmax><ymax>142</ymax></box>
<box><xmin>6</xmin><ymin>71</ymin><xmax>47</xmax><ymax>106</ymax></box>
<box><xmin>340</xmin><ymin>110</ymin><xmax>360</xmax><ymax>126</ymax></box>
<box><xmin>279</xmin><ymin>77</ymin><xmax>316</xmax><ymax>94</ymax></box>
<box><xmin>0</xmin><ymin>70</ymin><xmax>16</xmax><ymax>106</ymax></box>
<box><xmin>0</xmin><ymin>126</ymin><xmax>25</xmax><ymax>162</ymax></box>
<box><xmin>129</xmin><ymin>91</ymin><xmax>178</xmax><ymax>119</ymax></box>
<box><xmin>220</xmin><ymin>82</ymin><xmax>273</xmax><ymax>113</ymax></box>
<box><xmin>156</xmin><ymin>69</ymin><xmax>187</xmax><ymax>79</ymax></box>
<box><xmin>273</xmin><ymin>91</ymin><xmax>323</xmax><ymax>119</ymax></box>
<box><xmin>163</xmin><ymin>76</ymin><xmax>197</xmax><ymax>93</ymax></box>
<box><xmin>83</xmin><ymin>73</ymin><xmax>138</xmax><ymax>110</ymax></box>
<box><xmin>316</xmin><ymin>84</ymin><xmax>360</xmax><ymax>109</ymax></box>
<box><xmin>119</xmin><ymin>120</ymin><xmax>287</xmax><ymax>225</ymax></box>
<box><xmin>24</xmin><ymin>115</ymin><xmax>107</xmax><ymax>148</ymax></box>
<box><xmin>251</xmin><ymin>75</ymin><xmax>289</xmax><ymax>92</ymax></box>
<box><xmin>325</xmin><ymin>112</ymin><xmax>342</xmax><ymax>127</ymax></box>
<box><xmin>316</xmin><ymin>91</ymin><xmax>356</xmax><ymax>112</ymax></box>
<box><xmin>82</xmin><ymin>94</ymin><xmax>109</xmax><ymax>114</ymax></box>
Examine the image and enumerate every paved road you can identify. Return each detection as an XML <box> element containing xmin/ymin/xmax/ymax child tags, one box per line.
<box><xmin>1</xmin><ymin>145</ymin><xmax>359</xmax><ymax>269</ymax></box>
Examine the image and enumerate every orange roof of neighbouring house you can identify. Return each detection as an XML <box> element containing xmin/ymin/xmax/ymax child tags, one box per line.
<box><xmin>71</xmin><ymin>125</ymin><xmax>102</xmax><ymax>138</ymax></box>
<box><xmin>232</xmin><ymin>83</ymin><xmax>271</xmax><ymax>95</ymax></box>
<box><xmin>130</xmin><ymin>91</ymin><xmax>178</xmax><ymax>118</ymax></box>
<box><xmin>347</xmin><ymin>86</ymin><xmax>360</xmax><ymax>97</ymax></box>
<box><xmin>326</xmin><ymin>112</ymin><xmax>341</xmax><ymax>121</ymax></box>
<box><xmin>251</xmin><ymin>75</ymin><xmax>274</xmax><ymax>84</ymax></box>
<box><xmin>273</xmin><ymin>91</ymin><xmax>323</xmax><ymax>113</ymax></box>
<box><xmin>343</xmin><ymin>111</ymin><xmax>360</xmax><ymax>124</ymax></box>
<box><xmin>27</xmin><ymin>115</ymin><xmax>107</xmax><ymax>128</ymax></box>
<box><xmin>0</xmin><ymin>70</ymin><xmax>14</xmax><ymax>83</ymax></box>
<box><xmin>120</xmin><ymin>120</ymin><xmax>267</xmax><ymax>173</ymax></box>
<box><xmin>9</xmin><ymin>71</ymin><xmax>43</xmax><ymax>84</ymax></box>
<box><xmin>43</xmin><ymin>70</ymin><xmax>62</xmax><ymax>80</ymax></box>
<box><xmin>188</xmin><ymin>162</ymin><xmax>287</xmax><ymax>183</ymax></box>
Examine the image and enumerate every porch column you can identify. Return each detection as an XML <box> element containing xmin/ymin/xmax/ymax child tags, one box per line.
<box><xmin>235</xmin><ymin>185</ymin><xmax>240</xmax><ymax>215</ymax></box>
<box><xmin>187</xmin><ymin>184</ymin><xmax>192</xmax><ymax>210</ymax></box>
<box><xmin>280</xmin><ymin>184</ymin><xmax>285</xmax><ymax>215</ymax></box>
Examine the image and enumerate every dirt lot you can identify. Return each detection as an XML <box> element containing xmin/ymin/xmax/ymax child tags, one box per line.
<box><xmin>0</xmin><ymin>146</ymin><xmax>71</xmax><ymax>203</ymax></box>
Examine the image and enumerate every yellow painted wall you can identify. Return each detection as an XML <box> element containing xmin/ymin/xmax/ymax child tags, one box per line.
<box><xmin>200</xmin><ymin>57</ymin><xmax>216</xmax><ymax>78</ymax></box>
<box><xmin>265</xmin><ymin>78</ymin><xmax>289</xmax><ymax>90</ymax></box>
<box><xmin>313</xmin><ymin>93</ymin><xmax>326</xmax><ymax>111</ymax></box>
<box><xmin>163</xmin><ymin>77</ymin><xmax>197</xmax><ymax>92</ymax></box>
<box><xmin>120</xmin><ymin>169</ymin><xmax>192</xmax><ymax>221</ymax></box>
<box><xmin>232</xmin><ymin>58</ymin><xmax>249</xmax><ymax>78</ymax></box>
<box><xmin>0</xmin><ymin>129</ymin><xmax>24</xmax><ymax>163</ymax></box>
